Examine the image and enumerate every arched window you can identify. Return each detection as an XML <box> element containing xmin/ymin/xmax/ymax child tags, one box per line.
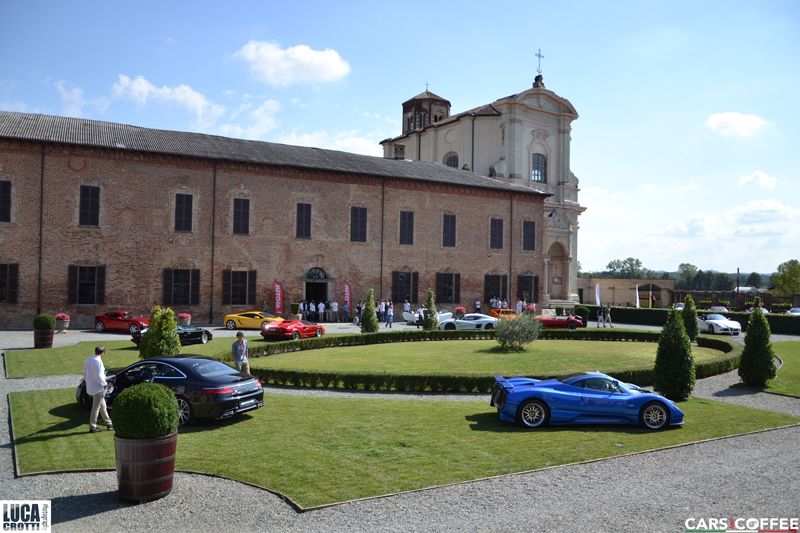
<box><xmin>407</xmin><ymin>116</ymin><xmax>414</xmax><ymax>131</ymax></box>
<box><xmin>444</xmin><ymin>152</ymin><xmax>458</xmax><ymax>168</ymax></box>
<box><xmin>532</xmin><ymin>154</ymin><xmax>546</xmax><ymax>182</ymax></box>
<box><xmin>303</xmin><ymin>267</ymin><xmax>328</xmax><ymax>280</ymax></box>
<box><xmin>420</xmin><ymin>114</ymin><xmax>427</xmax><ymax>128</ymax></box>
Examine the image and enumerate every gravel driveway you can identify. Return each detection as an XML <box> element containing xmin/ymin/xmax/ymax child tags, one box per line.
<box><xmin>2</xmin><ymin>325</ymin><xmax>798</xmax><ymax>532</ymax></box>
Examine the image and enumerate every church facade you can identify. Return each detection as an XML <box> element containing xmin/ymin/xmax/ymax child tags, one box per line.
<box><xmin>381</xmin><ymin>75</ymin><xmax>585</xmax><ymax>306</ymax></box>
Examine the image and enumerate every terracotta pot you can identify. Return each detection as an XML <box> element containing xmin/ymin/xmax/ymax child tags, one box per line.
<box><xmin>115</xmin><ymin>431</ymin><xmax>177</xmax><ymax>501</ymax></box>
<box><xmin>33</xmin><ymin>329</ymin><xmax>54</xmax><ymax>349</ymax></box>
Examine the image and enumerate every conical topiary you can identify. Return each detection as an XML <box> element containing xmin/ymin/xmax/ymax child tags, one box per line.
<box><xmin>738</xmin><ymin>302</ymin><xmax>776</xmax><ymax>387</ymax></box>
<box><xmin>681</xmin><ymin>295</ymin><xmax>699</xmax><ymax>342</ymax></box>
<box><xmin>422</xmin><ymin>288</ymin><xmax>438</xmax><ymax>331</ymax></box>
<box><xmin>360</xmin><ymin>289</ymin><xmax>379</xmax><ymax>333</ymax></box>
<box><xmin>653</xmin><ymin>306</ymin><xmax>695</xmax><ymax>401</ymax></box>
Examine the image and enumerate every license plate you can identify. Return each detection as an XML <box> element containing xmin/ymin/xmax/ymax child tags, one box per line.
<box><xmin>239</xmin><ymin>399</ymin><xmax>256</xmax><ymax>408</ymax></box>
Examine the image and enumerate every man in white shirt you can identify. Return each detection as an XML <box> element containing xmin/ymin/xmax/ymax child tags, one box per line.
<box><xmin>318</xmin><ymin>301</ymin><xmax>325</xmax><ymax>322</ymax></box>
<box><xmin>83</xmin><ymin>345</ymin><xmax>113</xmax><ymax>433</ymax></box>
<box><xmin>331</xmin><ymin>300</ymin><xmax>339</xmax><ymax>322</ymax></box>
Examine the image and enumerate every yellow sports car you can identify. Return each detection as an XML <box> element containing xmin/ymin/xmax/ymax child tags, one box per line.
<box><xmin>223</xmin><ymin>311</ymin><xmax>284</xmax><ymax>330</ymax></box>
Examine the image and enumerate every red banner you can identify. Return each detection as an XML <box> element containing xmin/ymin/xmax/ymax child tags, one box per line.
<box><xmin>274</xmin><ymin>281</ymin><xmax>284</xmax><ymax>315</ymax></box>
<box><xmin>344</xmin><ymin>281</ymin><xmax>351</xmax><ymax>308</ymax></box>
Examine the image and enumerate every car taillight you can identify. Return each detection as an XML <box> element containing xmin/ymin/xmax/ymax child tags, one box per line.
<box><xmin>204</xmin><ymin>387</ymin><xmax>234</xmax><ymax>395</ymax></box>
<box><xmin>253</xmin><ymin>380</ymin><xmax>262</xmax><ymax>389</ymax></box>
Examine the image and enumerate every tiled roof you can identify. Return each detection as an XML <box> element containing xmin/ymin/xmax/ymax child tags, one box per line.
<box><xmin>383</xmin><ymin>103</ymin><xmax>502</xmax><ymax>142</ymax></box>
<box><xmin>402</xmin><ymin>91</ymin><xmax>451</xmax><ymax>105</ymax></box>
<box><xmin>0</xmin><ymin>111</ymin><xmax>546</xmax><ymax>197</ymax></box>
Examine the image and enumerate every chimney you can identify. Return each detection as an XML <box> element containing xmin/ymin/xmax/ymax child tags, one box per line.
<box><xmin>394</xmin><ymin>144</ymin><xmax>406</xmax><ymax>160</ymax></box>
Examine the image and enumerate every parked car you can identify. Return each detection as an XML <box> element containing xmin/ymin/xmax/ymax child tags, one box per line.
<box><xmin>490</xmin><ymin>371</ymin><xmax>684</xmax><ymax>430</ymax></box>
<box><xmin>490</xmin><ymin>308</ymin><xmax>517</xmax><ymax>319</ymax></box>
<box><xmin>223</xmin><ymin>311</ymin><xmax>284</xmax><ymax>330</ymax></box>
<box><xmin>131</xmin><ymin>325</ymin><xmax>213</xmax><ymax>345</ymax></box>
<box><xmin>674</xmin><ymin>303</ymin><xmax>685</xmax><ymax>310</ymax></box>
<box><xmin>94</xmin><ymin>311</ymin><xmax>150</xmax><ymax>334</ymax></box>
<box><xmin>438</xmin><ymin>313</ymin><xmax>498</xmax><ymax>330</ymax></box>
<box><xmin>708</xmin><ymin>306</ymin><xmax>729</xmax><ymax>312</ymax></box>
<box><xmin>261</xmin><ymin>320</ymin><xmax>324</xmax><ymax>340</ymax></box>
<box><xmin>535</xmin><ymin>315</ymin><xmax>585</xmax><ymax>330</ymax></box>
<box><xmin>788</xmin><ymin>308</ymin><xmax>800</xmax><ymax>316</ymax></box>
<box><xmin>697</xmin><ymin>313</ymin><xmax>741</xmax><ymax>335</ymax></box>
<box><xmin>745</xmin><ymin>307</ymin><xmax>769</xmax><ymax>313</ymax></box>
<box><xmin>76</xmin><ymin>355</ymin><xmax>263</xmax><ymax>425</ymax></box>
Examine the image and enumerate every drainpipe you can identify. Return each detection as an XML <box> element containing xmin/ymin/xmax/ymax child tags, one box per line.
<box><xmin>471</xmin><ymin>115</ymin><xmax>476</xmax><ymax>172</ymax></box>
<box><xmin>37</xmin><ymin>144</ymin><xmax>45</xmax><ymax>314</ymax></box>
<box><xmin>509</xmin><ymin>194</ymin><xmax>514</xmax><ymax>301</ymax></box>
<box><xmin>210</xmin><ymin>162</ymin><xmax>217</xmax><ymax>323</ymax></box>
<box><xmin>380</xmin><ymin>179</ymin><xmax>386</xmax><ymax>299</ymax></box>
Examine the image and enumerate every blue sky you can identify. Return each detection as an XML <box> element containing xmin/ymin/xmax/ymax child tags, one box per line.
<box><xmin>2</xmin><ymin>0</ymin><xmax>798</xmax><ymax>275</ymax></box>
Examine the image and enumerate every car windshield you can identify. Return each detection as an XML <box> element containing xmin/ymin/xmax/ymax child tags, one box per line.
<box><xmin>189</xmin><ymin>360</ymin><xmax>239</xmax><ymax>378</ymax></box>
<box><xmin>707</xmin><ymin>314</ymin><xmax>726</xmax><ymax>320</ymax></box>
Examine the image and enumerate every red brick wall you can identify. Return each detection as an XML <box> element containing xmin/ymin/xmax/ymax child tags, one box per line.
<box><xmin>0</xmin><ymin>139</ymin><xmax>544</xmax><ymax>329</ymax></box>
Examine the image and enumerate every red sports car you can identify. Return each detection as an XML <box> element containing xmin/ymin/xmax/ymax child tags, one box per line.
<box><xmin>95</xmin><ymin>310</ymin><xmax>150</xmax><ymax>334</ymax></box>
<box><xmin>261</xmin><ymin>320</ymin><xmax>325</xmax><ymax>341</ymax></box>
<box><xmin>534</xmin><ymin>316</ymin><xmax>584</xmax><ymax>330</ymax></box>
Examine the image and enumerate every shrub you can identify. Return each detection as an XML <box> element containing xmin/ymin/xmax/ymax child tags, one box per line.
<box><xmin>738</xmin><ymin>305</ymin><xmax>776</xmax><ymax>387</ymax></box>
<box><xmin>33</xmin><ymin>314</ymin><xmax>56</xmax><ymax>330</ymax></box>
<box><xmin>573</xmin><ymin>305</ymin><xmax>589</xmax><ymax>325</ymax></box>
<box><xmin>422</xmin><ymin>288</ymin><xmax>439</xmax><ymax>331</ymax></box>
<box><xmin>290</xmin><ymin>303</ymin><xmax>300</xmax><ymax>315</ymax></box>
<box><xmin>494</xmin><ymin>312</ymin><xmax>543</xmax><ymax>351</ymax></box>
<box><xmin>360</xmin><ymin>289</ymin><xmax>379</xmax><ymax>333</ymax></box>
<box><xmin>653</xmin><ymin>306</ymin><xmax>695</xmax><ymax>401</ymax></box>
<box><xmin>111</xmin><ymin>382</ymin><xmax>179</xmax><ymax>439</ymax></box>
<box><xmin>138</xmin><ymin>305</ymin><xmax>181</xmax><ymax>360</ymax></box>
<box><xmin>681</xmin><ymin>295</ymin><xmax>699</xmax><ymax>342</ymax></box>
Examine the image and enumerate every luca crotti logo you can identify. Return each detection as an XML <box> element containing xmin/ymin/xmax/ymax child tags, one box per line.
<box><xmin>685</xmin><ymin>517</ymin><xmax>798</xmax><ymax>533</ymax></box>
<box><xmin>1</xmin><ymin>500</ymin><xmax>51</xmax><ymax>532</ymax></box>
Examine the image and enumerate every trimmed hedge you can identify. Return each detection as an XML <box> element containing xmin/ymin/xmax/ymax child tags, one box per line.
<box><xmin>250</xmin><ymin>329</ymin><xmax>741</xmax><ymax>392</ymax></box>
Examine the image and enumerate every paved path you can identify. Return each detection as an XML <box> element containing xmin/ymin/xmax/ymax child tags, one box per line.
<box><xmin>1</xmin><ymin>325</ymin><xmax>798</xmax><ymax>532</ymax></box>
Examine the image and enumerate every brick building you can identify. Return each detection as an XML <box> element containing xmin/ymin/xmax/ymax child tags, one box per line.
<box><xmin>0</xmin><ymin>111</ymin><xmax>548</xmax><ymax>329</ymax></box>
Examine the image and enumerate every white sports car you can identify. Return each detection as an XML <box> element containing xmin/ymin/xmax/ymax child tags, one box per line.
<box><xmin>697</xmin><ymin>313</ymin><xmax>741</xmax><ymax>335</ymax></box>
<box><xmin>439</xmin><ymin>313</ymin><xmax>499</xmax><ymax>331</ymax></box>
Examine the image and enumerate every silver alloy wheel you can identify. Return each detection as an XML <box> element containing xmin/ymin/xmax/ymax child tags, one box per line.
<box><xmin>708</xmin><ymin>325</ymin><xmax>715</xmax><ymax>334</ymax></box>
<box><xmin>641</xmin><ymin>402</ymin><xmax>668</xmax><ymax>429</ymax></box>
<box><xmin>519</xmin><ymin>400</ymin><xmax>548</xmax><ymax>428</ymax></box>
<box><xmin>177</xmin><ymin>397</ymin><xmax>194</xmax><ymax>425</ymax></box>
<box><xmin>95</xmin><ymin>321</ymin><xmax>105</xmax><ymax>332</ymax></box>
<box><xmin>200</xmin><ymin>332</ymin><xmax>208</xmax><ymax>343</ymax></box>
<box><xmin>129</xmin><ymin>324</ymin><xmax>139</xmax><ymax>334</ymax></box>
<box><xmin>316</xmin><ymin>328</ymin><xmax>322</xmax><ymax>337</ymax></box>
<box><xmin>226</xmin><ymin>320</ymin><xmax>236</xmax><ymax>330</ymax></box>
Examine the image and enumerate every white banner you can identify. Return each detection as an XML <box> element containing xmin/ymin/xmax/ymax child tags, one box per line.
<box><xmin>1</xmin><ymin>501</ymin><xmax>51</xmax><ymax>532</ymax></box>
<box><xmin>635</xmin><ymin>284</ymin><xmax>640</xmax><ymax>308</ymax></box>
<box><xmin>595</xmin><ymin>284</ymin><xmax>600</xmax><ymax>306</ymax></box>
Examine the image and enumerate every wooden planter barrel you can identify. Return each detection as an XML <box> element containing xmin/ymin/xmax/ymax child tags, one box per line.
<box><xmin>115</xmin><ymin>431</ymin><xmax>177</xmax><ymax>501</ymax></box>
<box><xmin>33</xmin><ymin>329</ymin><xmax>54</xmax><ymax>349</ymax></box>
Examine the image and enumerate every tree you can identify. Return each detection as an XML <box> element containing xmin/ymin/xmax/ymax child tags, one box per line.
<box><xmin>711</xmin><ymin>272</ymin><xmax>734</xmax><ymax>291</ymax></box>
<box><xmin>772</xmin><ymin>259</ymin><xmax>800</xmax><ymax>296</ymax></box>
<box><xmin>138</xmin><ymin>305</ymin><xmax>181</xmax><ymax>360</ymax></box>
<box><xmin>745</xmin><ymin>272</ymin><xmax>762</xmax><ymax>288</ymax></box>
<box><xmin>360</xmin><ymin>289</ymin><xmax>379</xmax><ymax>333</ymax></box>
<box><xmin>422</xmin><ymin>288</ymin><xmax>438</xmax><ymax>331</ymax></box>
<box><xmin>495</xmin><ymin>312</ymin><xmax>543</xmax><ymax>351</ymax></box>
<box><xmin>738</xmin><ymin>303</ymin><xmax>776</xmax><ymax>387</ymax></box>
<box><xmin>681</xmin><ymin>295</ymin><xmax>699</xmax><ymax>342</ymax></box>
<box><xmin>678</xmin><ymin>263</ymin><xmax>698</xmax><ymax>281</ymax></box>
<box><xmin>653</xmin><ymin>307</ymin><xmax>695</xmax><ymax>401</ymax></box>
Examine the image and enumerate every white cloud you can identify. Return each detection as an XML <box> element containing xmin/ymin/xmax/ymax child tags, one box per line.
<box><xmin>235</xmin><ymin>41</ymin><xmax>351</xmax><ymax>87</ymax></box>
<box><xmin>112</xmin><ymin>75</ymin><xmax>225</xmax><ymax>129</ymax></box>
<box><xmin>0</xmin><ymin>80</ymin><xmax>27</xmax><ymax>112</ymax></box>
<box><xmin>218</xmin><ymin>100</ymin><xmax>281</xmax><ymax>139</ymax></box>
<box><xmin>706</xmin><ymin>112</ymin><xmax>768</xmax><ymax>137</ymax></box>
<box><xmin>55</xmin><ymin>80</ymin><xmax>87</xmax><ymax>117</ymax></box>
<box><xmin>739</xmin><ymin>170</ymin><xmax>777</xmax><ymax>188</ymax></box>
<box><xmin>278</xmin><ymin>130</ymin><xmax>382</xmax><ymax>157</ymax></box>
<box><xmin>637</xmin><ymin>184</ymin><xmax>660</xmax><ymax>194</ymax></box>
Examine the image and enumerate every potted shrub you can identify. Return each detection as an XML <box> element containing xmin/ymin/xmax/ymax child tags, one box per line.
<box><xmin>454</xmin><ymin>306</ymin><xmax>467</xmax><ymax>319</ymax></box>
<box><xmin>33</xmin><ymin>314</ymin><xmax>56</xmax><ymax>349</ymax></box>
<box><xmin>177</xmin><ymin>312</ymin><xmax>191</xmax><ymax>326</ymax></box>
<box><xmin>111</xmin><ymin>382</ymin><xmax>180</xmax><ymax>501</ymax></box>
<box><xmin>55</xmin><ymin>312</ymin><xmax>70</xmax><ymax>333</ymax></box>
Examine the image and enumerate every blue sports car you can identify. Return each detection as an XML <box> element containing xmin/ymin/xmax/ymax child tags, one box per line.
<box><xmin>491</xmin><ymin>371</ymin><xmax>684</xmax><ymax>430</ymax></box>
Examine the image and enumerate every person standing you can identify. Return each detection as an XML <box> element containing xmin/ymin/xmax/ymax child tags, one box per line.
<box><xmin>231</xmin><ymin>332</ymin><xmax>250</xmax><ymax>374</ymax></box>
<box><xmin>605</xmin><ymin>305</ymin><xmax>613</xmax><ymax>328</ymax></box>
<box><xmin>403</xmin><ymin>299</ymin><xmax>410</xmax><ymax>314</ymax></box>
<box><xmin>261</xmin><ymin>300</ymin><xmax>269</xmax><ymax>314</ymax></box>
<box><xmin>516</xmin><ymin>299</ymin><xmax>523</xmax><ymax>314</ymax></box>
<box><xmin>356</xmin><ymin>301</ymin><xmax>363</xmax><ymax>326</ymax></box>
<box><xmin>475</xmin><ymin>298</ymin><xmax>481</xmax><ymax>314</ymax></box>
<box><xmin>331</xmin><ymin>299</ymin><xmax>339</xmax><ymax>322</ymax></box>
<box><xmin>597</xmin><ymin>306</ymin><xmax>606</xmax><ymax>328</ymax></box>
<box><xmin>343</xmin><ymin>301</ymin><xmax>350</xmax><ymax>323</ymax></box>
<box><xmin>83</xmin><ymin>345</ymin><xmax>113</xmax><ymax>433</ymax></box>
<box><xmin>386</xmin><ymin>302</ymin><xmax>394</xmax><ymax>328</ymax></box>
<box><xmin>318</xmin><ymin>301</ymin><xmax>326</xmax><ymax>323</ymax></box>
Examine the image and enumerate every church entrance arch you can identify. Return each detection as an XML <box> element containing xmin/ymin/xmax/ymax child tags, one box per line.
<box><xmin>546</xmin><ymin>242</ymin><xmax>569</xmax><ymax>300</ymax></box>
<box><xmin>301</xmin><ymin>267</ymin><xmax>332</xmax><ymax>304</ymax></box>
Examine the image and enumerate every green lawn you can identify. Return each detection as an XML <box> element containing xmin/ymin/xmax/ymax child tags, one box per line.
<box><xmin>756</xmin><ymin>341</ymin><xmax>800</xmax><ymax>397</ymax></box>
<box><xmin>253</xmin><ymin>339</ymin><xmax>726</xmax><ymax>377</ymax></box>
<box><xmin>10</xmin><ymin>388</ymin><xmax>798</xmax><ymax>509</ymax></box>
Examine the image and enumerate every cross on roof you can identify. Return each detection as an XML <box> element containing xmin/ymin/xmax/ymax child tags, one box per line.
<box><xmin>425</xmin><ymin>81</ymin><xmax>429</xmax><ymax>91</ymax></box>
<box><xmin>536</xmin><ymin>49</ymin><xmax>545</xmax><ymax>75</ymax></box>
